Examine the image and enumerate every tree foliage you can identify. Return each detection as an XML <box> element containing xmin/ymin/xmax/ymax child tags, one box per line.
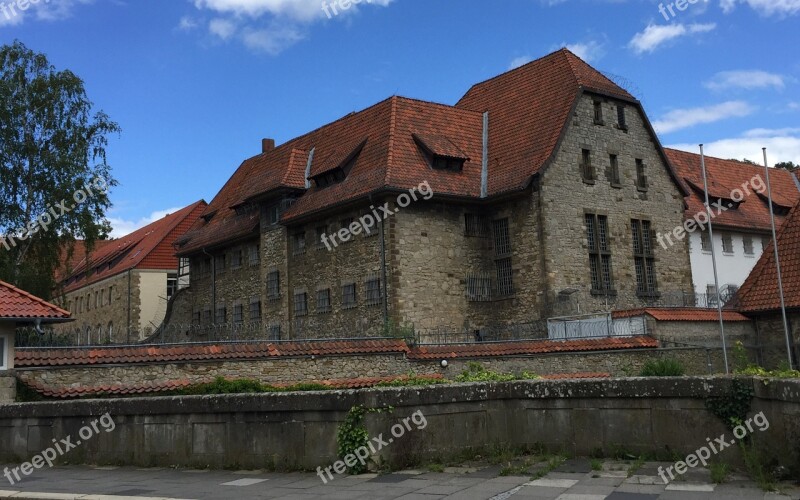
<box><xmin>0</xmin><ymin>40</ymin><xmax>119</xmax><ymax>298</ymax></box>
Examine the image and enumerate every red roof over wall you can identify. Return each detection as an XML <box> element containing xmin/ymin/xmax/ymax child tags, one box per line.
<box><xmin>0</xmin><ymin>280</ymin><xmax>71</xmax><ymax>321</ymax></box>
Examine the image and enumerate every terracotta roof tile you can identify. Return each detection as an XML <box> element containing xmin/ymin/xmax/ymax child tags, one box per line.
<box><xmin>737</xmin><ymin>198</ymin><xmax>800</xmax><ymax>312</ymax></box>
<box><xmin>61</xmin><ymin>200</ymin><xmax>206</xmax><ymax>293</ymax></box>
<box><xmin>0</xmin><ymin>280</ymin><xmax>71</xmax><ymax>321</ymax></box>
<box><xmin>666</xmin><ymin>149</ymin><xmax>800</xmax><ymax>232</ymax></box>
<box><xmin>541</xmin><ymin>372</ymin><xmax>611</xmax><ymax>380</ymax></box>
<box><xmin>407</xmin><ymin>336</ymin><xmax>658</xmax><ymax>360</ymax></box>
<box><xmin>612</xmin><ymin>307</ymin><xmax>750</xmax><ymax>322</ymax></box>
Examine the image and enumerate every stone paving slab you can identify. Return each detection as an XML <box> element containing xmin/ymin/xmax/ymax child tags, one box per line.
<box><xmin>0</xmin><ymin>462</ymin><xmax>798</xmax><ymax>500</ymax></box>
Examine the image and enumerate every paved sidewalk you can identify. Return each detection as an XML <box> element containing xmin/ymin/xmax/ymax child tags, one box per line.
<box><xmin>0</xmin><ymin>459</ymin><xmax>798</xmax><ymax>499</ymax></box>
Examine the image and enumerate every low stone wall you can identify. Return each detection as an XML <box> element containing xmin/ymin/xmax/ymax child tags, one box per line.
<box><xmin>0</xmin><ymin>372</ymin><xmax>15</xmax><ymax>402</ymax></box>
<box><xmin>0</xmin><ymin>377</ymin><xmax>797</xmax><ymax>475</ymax></box>
<box><xmin>15</xmin><ymin>345</ymin><xmax>731</xmax><ymax>393</ymax></box>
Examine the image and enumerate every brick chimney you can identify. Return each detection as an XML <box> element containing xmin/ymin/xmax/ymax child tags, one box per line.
<box><xmin>262</xmin><ymin>138</ymin><xmax>275</xmax><ymax>153</ymax></box>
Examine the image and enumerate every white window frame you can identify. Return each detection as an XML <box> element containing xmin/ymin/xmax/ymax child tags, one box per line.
<box><xmin>0</xmin><ymin>335</ymin><xmax>7</xmax><ymax>371</ymax></box>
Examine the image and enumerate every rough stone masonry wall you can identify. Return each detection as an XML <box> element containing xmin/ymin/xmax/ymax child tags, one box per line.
<box><xmin>540</xmin><ymin>93</ymin><xmax>693</xmax><ymax>312</ymax></box>
<box><xmin>0</xmin><ymin>378</ymin><xmax>797</xmax><ymax>474</ymax></box>
<box><xmin>754</xmin><ymin>311</ymin><xmax>800</xmax><ymax>370</ymax></box>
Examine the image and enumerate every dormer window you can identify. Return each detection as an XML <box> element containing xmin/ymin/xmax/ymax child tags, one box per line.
<box><xmin>413</xmin><ymin>133</ymin><xmax>469</xmax><ymax>173</ymax></box>
<box><xmin>310</xmin><ymin>139</ymin><xmax>366</xmax><ymax>189</ymax></box>
<box><xmin>432</xmin><ymin>156</ymin><xmax>465</xmax><ymax>172</ymax></box>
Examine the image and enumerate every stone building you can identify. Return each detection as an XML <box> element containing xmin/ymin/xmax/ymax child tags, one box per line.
<box><xmin>736</xmin><ymin>198</ymin><xmax>800</xmax><ymax>369</ymax></box>
<box><xmin>666</xmin><ymin>149</ymin><xmax>800</xmax><ymax>302</ymax></box>
<box><xmin>173</xmin><ymin>49</ymin><xmax>695</xmax><ymax>339</ymax></box>
<box><xmin>55</xmin><ymin>200</ymin><xmax>206</xmax><ymax>343</ymax></box>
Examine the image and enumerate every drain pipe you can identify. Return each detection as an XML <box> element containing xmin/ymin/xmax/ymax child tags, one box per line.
<box><xmin>370</xmin><ymin>193</ymin><xmax>389</xmax><ymax>327</ymax></box>
<box><xmin>126</xmin><ymin>269</ymin><xmax>132</xmax><ymax>343</ymax></box>
<box><xmin>202</xmin><ymin>248</ymin><xmax>216</xmax><ymax>324</ymax></box>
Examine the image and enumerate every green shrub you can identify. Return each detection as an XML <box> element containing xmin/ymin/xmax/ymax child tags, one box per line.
<box><xmin>455</xmin><ymin>362</ymin><xmax>516</xmax><ymax>382</ymax></box>
<box><xmin>639</xmin><ymin>358</ymin><xmax>685</xmax><ymax>377</ymax></box>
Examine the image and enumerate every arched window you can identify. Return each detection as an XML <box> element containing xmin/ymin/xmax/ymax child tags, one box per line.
<box><xmin>84</xmin><ymin>325</ymin><xmax>92</xmax><ymax>345</ymax></box>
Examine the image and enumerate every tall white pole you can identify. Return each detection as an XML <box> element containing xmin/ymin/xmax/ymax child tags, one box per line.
<box><xmin>700</xmin><ymin>145</ymin><xmax>729</xmax><ymax>374</ymax></box>
<box><xmin>762</xmin><ymin>148</ymin><xmax>794</xmax><ymax>368</ymax></box>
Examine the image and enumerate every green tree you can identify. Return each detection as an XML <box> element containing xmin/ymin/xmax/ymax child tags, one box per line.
<box><xmin>775</xmin><ymin>161</ymin><xmax>798</xmax><ymax>172</ymax></box>
<box><xmin>0</xmin><ymin>40</ymin><xmax>119</xmax><ymax>298</ymax></box>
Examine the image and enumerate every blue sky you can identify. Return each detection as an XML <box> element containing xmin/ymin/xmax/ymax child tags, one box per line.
<box><xmin>1</xmin><ymin>0</ymin><xmax>798</xmax><ymax>237</ymax></box>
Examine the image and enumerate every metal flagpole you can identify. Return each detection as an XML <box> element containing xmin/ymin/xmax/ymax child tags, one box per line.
<box><xmin>762</xmin><ymin>148</ymin><xmax>794</xmax><ymax>368</ymax></box>
<box><xmin>700</xmin><ymin>144</ymin><xmax>729</xmax><ymax>374</ymax></box>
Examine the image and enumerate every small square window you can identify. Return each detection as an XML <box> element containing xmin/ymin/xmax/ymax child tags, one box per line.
<box><xmin>593</xmin><ymin>101</ymin><xmax>604</xmax><ymax>125</ymax></box>
<box><xmin>233</xmin><ymin>301</ymin><xmax>244</xmax><ymax>324</ymax></box>
<box><xmin>249</xmin><ymin>298</ymin><xmax>261</xmax><ymax>322</ymax></box>
<box><xmin>249</xmin><ymin>244</ymin><xmax>260</xmax><ymax>266</ymax></box>
<box><xmin>316</xmin><ymin>288</ymin><xmax>332</xmax><ymax>313</ymax></box>
<box><xmin>636</xmin><ymin>159</ymin><xmax>648</xmax><ymax>191</ymax></box>
<box><xmin>743</xmin><ymin>236</ymin><xmax>754</xmax><ymax>255</ymax></box>
<box><xmin>267</xmin><ymin>270</ymin><xmax>280</xmax><ymax>300</ymax></box>
<box><xmin>231</xmin><ymin>249</ymin><xmax>242</xmax><ymax>270</ymax></box>
<box><xmin>617</xmin><ymin>104</ymin><xmax>627</xmax><ymax>130</ymax></box>
<box><xmin>581</xmin><ymin>149</ymin><xmax>594</xmax><ymax>183</ymax></box>
<box><xmin>293</xmin><ymin>232</ymin><xmax>306</xmax><ymax>255</ymax></box>
<box><xmin>215</xmin><ymin>303</ymin><xmax>227</xmax><ymax>324</ymax></box>
<box><xmin>365</xmin><ymin>277</ymin><xmax>381</xmax><ymax>306</ymax></box>
<box><xmin>342</xmin><ymin>283</ymin><xmax>357</xmax><ymax>309</ymax></box>
<box><xmin>701</xmin><ymin>232</ymin><xmax>712</xmax><ymax>252</ymax></box>
<box><xmin>722</xmin><ymin>234</ymin><xmax>734</xmax><ymax>254</ymax></box>
<box><xmin>609</xmin><ymin>154</ymin><xmax>621</xmax><ymax>186</ymax></box>
<box><xmin>316</xmin><ymin>225</ymin><xmax>328</xmax><ymax>249</ymax></box>
<box><xmin>294</xmin><ymin>291</ymin><xmax>308</xmax><ymax>316</ymax></box>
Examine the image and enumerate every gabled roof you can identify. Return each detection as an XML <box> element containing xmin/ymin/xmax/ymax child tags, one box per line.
<box><xmin>0</xmin><ymin>280</ymin><xmax>71</xmax><ymax>322</ymax></box>
<box><xmin>61</xmin><ymin>200</ymin><xmax>206</xmax><ymax>293</ymax></box>
<box><xmin>736</xmin><ymin>199</ymin><xmax>800</xmax><ymax>313</ymax></box>
<box><xmin>666</xmin><ymin>149</ymin><xmax>800</xmax><ymax>232</ymax></box>
<box><xmin>613</xmin><ymin>307</ymin><xmax>749</xmax><ymax>322</ymax></box>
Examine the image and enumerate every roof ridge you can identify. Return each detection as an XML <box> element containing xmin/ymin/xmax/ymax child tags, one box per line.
<box><xmin>0</xmin><ymin>280</ymin><xmax>71</xmax><ymax>318</ymax></box>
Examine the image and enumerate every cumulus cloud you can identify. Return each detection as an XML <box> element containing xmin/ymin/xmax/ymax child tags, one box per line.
<box><xmin>668</xmin><ymin>127</ymin><xmax>800</xmax><ymax>164</ymax></box>
<box><xmin>629</xmin><ymin>23</ymin><xmax>715</xmax><ymax>54</ymax></box>
<box><xmin>705</xmin><ymin>70</ymin><xmax>786</xmax><ymax>91</ymax></box>
<box><xmin>108</xmin><ymin>207</ymin><xmax>186</xmax><ymax>239</ymax></box>
<box><xmin>653</xmin><ymin>101</ymin><xmax>755</xmax><ymax>134</ymax></box>
<box><xmin>720</xmin><ymin>0</ymin><xmax>800</xmax><ymax>17</ymax></box>
<box><xmin>0</xmin><ymin>0</ymin><xmax>93</xmax><ymax>26</ymax></box>
<box><xmin>509</xmin><ymin>40</ymin><xmax>604</xmax><ymax>70</ymax></box>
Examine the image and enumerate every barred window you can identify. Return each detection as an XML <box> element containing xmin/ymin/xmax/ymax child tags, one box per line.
<box><xmin>492</xmin><ymin>218</ymin><xmax>511</xmax><ymax>256</ymax></box>
<box><xmin>294</xmin><ymin>291</ymin><xmax>308</xmax><ymax>316</ymax></box>
<box><xmin>581</xmin><ymin>149</ymin><xmax>594</xmax><ymax>182</ymax></box>
<box><xmin>586</xmin><ymin>213</ymin><xmax>613</xmax><ymax>293</ymax></box>
<box><xmin>230</xmin><ymin>248</ymin><xmax>242</xmax><ymax>270</ymax></box>
<box><xmin>722</xmin><ymin>233</ymin><xmax>734</xmax><ymax>254</ymax></box>
<box><xmin>593</xmin><ymin>100</ymin><xmax>603</xmax><ymax>124</ymax></box>
<box><xmin>292</xmin><ymin>231</ymin><xmax>306</xmax><ymax>255</ymax></box>
<box><xmin>215</xmin><ymin>303</ymin><xmax>226</xmax><ymax>324</ymax></box>
<box><xmin>249</xmin><ymin>244</ymin><xmax>260</xmax><ymax>266</ymax></box>
<box><xmin>203</xmin><ymin>307</ymin><xmax>212</xmax><ymax>324</ymax></box>
<box><xmin>214</xmin><ymin>254</ymin><xmax>226</xmax><ymax>275</ymax></box>
<box><xmin>632</xmin><ymin>219</ymin><xmax>657</xmax><ymax>295</ymax></box>
<box><xmin>495</xmin><ymin>258</ymin><xmax>514</xmax><ymax>296</ymax></box>
<box><xmin>636</xmin><ymin>159</ymin><xmax>648</xmax><ymax>191</ymax></box>
<box><xmin>249</xmin><ymin>298</ymin><xmax>261</xmax><ymax>322</ymax></box>
<box><xmin>267</xmin><ymin>270</ymin><xmax>280</xmax><ymax>300</ymax></box>
<box><xmin>268</xmin><ymin>323</ymin><xmax>281</xmax><ymax>340</ymax></box>
<box><xmin>365</xmin><ymin>276</ymin><xmax>382</xmax><ymax>306</ymax></box>
<box><xmin>609</xmin><ymin>154</ymin><xmax>621</xmax><ymax>186</ymax></box>
<box><xmin>465</xmin><ymin>214</ymin><xmax>491</xmax><ymax>238</ymax></box>
<box><xmin>743</xmin><ymin>236</ymin><xmax>754</xmax><ymax>255</ymax></box>
<box><xmin>466</xmin><ymin>272</ymin><xmax>492</xmax><ymax>301</ymax></box>
<box><xmin>232</xmin><ymin>301</ymin><xmax>244</xmax><ymax>324</ymax></box>
<box><xmin>701</xmin><ymin>232</ymin><xmax>712</xmax><ymax>252</ymax></box>
<box><xmin>617</xmin><ymin>104</ymin><xmax>627</xmax><ymax>129</ymax></box>
<box><xmin>342</xmin><ymin>283</ymin><xmax>357</xmax><ymax>309</ymax></box>
<box><xmin>316</xmin><ymin>225</ymin><xmax>328</xmax><ymax>249</ymax></box>
<box><xmin>316</xmin><ymin>288</ymin><xmax>332</xmax><ymax>313</ymax></box>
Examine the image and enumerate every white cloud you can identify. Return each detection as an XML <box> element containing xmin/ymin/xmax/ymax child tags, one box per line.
<box><xmin>720</xmin><ymin>0</ymin><xmax>800</xmax><ymax>16</ymax></box>
<box><xmin>0</xmin><ymin>0</ymin><xmax>93</xmax><ymax>26</ymax></box>
<box><xmin>560</xmin><ymin>41</ymin><xmax>605</xmax><ymax>63</ymax></box>
<box><xmin>241</xmin><ymin>24</ymin><xmax>303</xmax><ymax>54</ymax></box>
<box><xmin>209</xmin><ymin>17</ymin><xmax>237</xmax><ymax>40</ymax></box>
<box><xmin>629</xmin><ymin>23</ymin><xmax>716</xmax><ymax>54</ymax></box>
<box><xmin>653</xmin><ymin>101</ymin><xmax>755</xmax><ymax>134</ymax></box>
<box><xmin>508</xmin><ymin>56</ymin><xmax>533</xmax><ymax>70</ymax></box>
<box><xmin>178</xmin><ymin>16</ymin><xmax>200</xmax><ymax>31</ymax></box>
<box><xmin>668</xmin><ymin>128</ymin><xmax>800</xmax><ymax>164</ymax></box>
<box><xmin>108</xmin><ymin>207</ymin><xmax>185</xmax><ymax>239</ymax></box>
<box><xmin>705</xmin><ymin>70</ymin><xmax>786</xmax><ymax>91</ymax></box>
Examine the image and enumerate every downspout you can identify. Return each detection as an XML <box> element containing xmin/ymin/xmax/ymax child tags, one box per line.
<box><xmin>202</xmin><ymin>248</ymin><xmax>216</xmax><ymax>325</ymax></box>
<box><xmin>370</xmin><ymin>194</ymin><xmax>389</xmax><ymax>327</ymax></box>
<box><xmin>481</xmin><ymin>112</ymin><xmax>489</xmax><ymax>199</ymax></box>
<box><xmin>126</xmin><ymin>269</ymin><xmax>131</xmax><ymax>343</ymax></box>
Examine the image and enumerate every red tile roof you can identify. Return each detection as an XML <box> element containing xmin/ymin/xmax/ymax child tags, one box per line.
<box><xmin>61</xmin><ymin>200</ymin><xmax>206</xmax><ymax>293</ymax></box>
<box><xmin>0</xmin><ymin>280</ymin><xmax>72</xmax><ymax>322</ymax></box>
<box><xmin>666</xmin><ymin>149</ymin><xmax>800</xmax><ymax>232</ymax></box>
<box><xmin>737</xmin><ymin>198</ymin><xmax>800</xmax><ymax>312</ymax></box>
<box><xmin>407</xmin><ymin>336</ymin><xmax>658</xmax><ymax>360</ymax></box>
<box><xmin>176</xmin><ymin>49</ymin><xmax>653</xmax><ymax>254</ymax></box>
<box><xmin>612</xmin><ymin>307</ymin><xmax>750</xmax><ymax>322</ymax></box>
<box><xmin>541</xmin><ymin>372</ymin><xmax>611</xmax><ymax>380</ymax></box>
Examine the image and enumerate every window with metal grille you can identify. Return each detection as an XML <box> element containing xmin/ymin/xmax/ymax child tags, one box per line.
<box><xmin>316</xmin><ymin>225</ymin><xmax>328</xmax><ymax>249</ymax></box>
<box><xmin>632</xmin><ymin>219</ymin><xmax>657</xmax><ymax>295</ymax></box>
<box><xmin>249</xmin><ymin>244</ymin><xmax>260</xmax><ymax>266</ymax></box>
<box><xmin>586</xmin><ymin>213</ymin><xmax>613</xmax><ymax>293</ymax></box>
<box><xmin>492</xmin><ymin>218</ymin><xmax>511</xmax><ymax>256</ymax></box>
<box><xmin>636</xmin><ymin>159</ymin><xmax>648</xmax><ymax>191</ymax></box>
<box><xmin>292</xmin><ymin>231</ymin><xmax>306</xmax><ymax>255</ymax></box>
<box><xmin>230</xmin><ymin>248</ymin><xmax>242</xmax><ymax>270</ymax></box>
<box><xmin>743</xmin><ymin>236</ymin><xmax>754</xmax><ymax>255</ymax></box>
<box><xmin>581</xmin><ymin>149</ymin><xmax>594</xmax><ymax>182</ymax></box>
<box><xmin>249</xmin><ymin>298</ymin><xmax>261</xmax><ymax>322</ymax></box>
<box><xmin>342</xmin><ymin>283</ymin><xmax>357</xmax><ymax>309</ymax></box>
<box><xmin>609</xmin><ymin>154</ymin><xmax>621</xmax><ymax>186</ymax></box>
<box><xmin>593</xmin><ymin>101</ymin><xmax>604</xmax><ymax>124</ymax></box>
<box><xmin>317</xmin><ymin>288</ymin><xmax>332</xmax><ymax>313</ymax></box>
<box><xmin>466</xmin><ymin>272</ymin><xmax>492</xmax><ymax>301</ymax></box>
<box><xmin>233</xmin><ymin>301</ymin><xmax>244</xmax><ymax>324</ymax></box>
<box><xmin>495</xmin><ymin>258</ymin><xmax>514</xmax><ymax>296</ymax></box>
<box><xmin>617</xmin><ymin>104</ymin><xmax>627</xmax><ymax>129</ymax></box>
<box><xmin>267</xmin><ymin>270</ymin><xmax>280</xmax><ymax>300</ymax></box>
<box><xmin>365</xmin><ymin>276</ymin><xmax>382</xmax><ymax>306</ymax></box>
<box><xmin>268</xmin><ymin>323</ymin><xmax>281</xmax><ymax>340</ymax></box>
<box><xmin>294</xmin><ymin>291</ymin><xmax>308</xmax><ymax>316</ymax></box>
<box><xmin>464</xmin><ymin>214</ymin><xmax>491</xmax><ymax>238</ymax></box>
<box><xmin>203</xmin><ymin>307</ymin><xmax>212</xmax><ymax>324</ymax></box>
<box><xmin>722</xmin><ymin>233</ymin><xmax>734</xmax><ymax>254</ymax></box>
<box><xmin>701</xmin><ymin>232</ymin><xmax>712</xmax><ymax>252</ymax></box>
<box><xmin>214</xmin><ymin>254</ymin><xmax>226</xmax><ymax>275</ymax></box>
<box><xmin>215</xmin><ymin>303</ymin><xmax>226</xmax><ymax>324</ymax></box>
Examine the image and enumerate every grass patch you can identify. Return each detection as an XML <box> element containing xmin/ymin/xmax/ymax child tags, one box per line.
<box><xmin>590</xmin><ymin>458</ymin><xmax>603</xmax><ymax>471</ymax></box>
<box><xmin>709</xmin><ymin>462</ymin><xmax>730</xmax><ymax>484</ymax></box>
<box><xmin>640</xmin><ymin>358</ymin><xmax>685</xmax><ymax>377</ymax></box>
